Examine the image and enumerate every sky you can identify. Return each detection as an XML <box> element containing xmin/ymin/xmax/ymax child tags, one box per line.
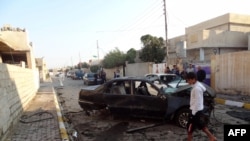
<box><xmin>1</xmin><ymin>0</ymin><xmax>250</xmax><ymax>69</ymax></box>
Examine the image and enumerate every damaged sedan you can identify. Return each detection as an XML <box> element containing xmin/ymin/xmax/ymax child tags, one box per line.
<box><xmin>78</xmin><ymin>77</ymin><xmax>216</xmax><ymax>128</ymax></box>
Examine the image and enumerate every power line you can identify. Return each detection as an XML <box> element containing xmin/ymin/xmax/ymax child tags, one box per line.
<box><xmin>102</xmin><ymin>1</ymin><xmax>165</xmax><ymax>51</ymax></box>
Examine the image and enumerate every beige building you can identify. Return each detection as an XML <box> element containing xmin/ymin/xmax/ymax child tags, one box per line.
<box><xmin>0</xmin><ymin>25</ymin><xmax>40</xmax><ymax>140</ymax></box>
<box><xmin>0</xmin><ymin>24</ymin><xmax>36</xmax><ymax>69</ymax></box>
<box><xmin>36</xmin><ymin>57</ymin><xmax>48</xmax><ymax>82</ymax></box>
<box><xmin>168</xmin><ymin>13</ymin><xmax>250</xmax><ymax>66</ymax></box>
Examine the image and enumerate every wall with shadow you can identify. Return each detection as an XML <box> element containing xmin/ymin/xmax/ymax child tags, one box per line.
<box><xmin>0</xmin><ymin>64</ymin><xmax>39</xmax><ymax>140</ymax></box>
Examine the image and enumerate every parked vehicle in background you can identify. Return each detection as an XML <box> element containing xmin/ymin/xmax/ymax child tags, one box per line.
<box><xmin>70</xmin><ymin>69</ymin><xmax>84</xmax><ymax>80</ymax></box>
<box><xmin>83</xmin><ymin>72</ymin><xmax>102</xmax><ymax>85</ymax></box>
<box><xmin>145</xmin><ymin>73</ymin><xmax>177</xmax><ymax>84</ymax></box>
<box><xmin>78</xmin><ymin>76</ymin><xmax>216</xmax><ymax>128</ymax></box>
<box><xmin>66</xmin><ymin>71</ymin><xmax>75</xmax><ymax>78</ymax></box>
<box><xmin>145</xmin><ymin>73</ymin><xmax>188</xmax><ymax>88</ymax></box>
<box><xmin>75</xmin><ymin>70</ymin><xmax>84</xmax><ymax>79</ymax></box>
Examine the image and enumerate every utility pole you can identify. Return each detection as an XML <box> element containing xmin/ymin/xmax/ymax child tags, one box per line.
<box><xmin>97</xmin><ymin>40</ymin><xmax>100</xmax><ymax>61</ymax></box>
<box><xmin>71</xmin><ymin>56</ymin><xmax>73</xmax><ymax>69</ymax></box>
<box><xmin>79</xmin><ymin>52</ymin><xmax>81</xmax><ymax>69</ymax></box>
<box><xmin>163</xmin><ymin>0</ymin><xmax>168</xmax><ymax>64</ymax></box>
<box><xmin>96</xmin><ymin>40</ymin><xmax>101</xmax><ymax>71</ymax></box>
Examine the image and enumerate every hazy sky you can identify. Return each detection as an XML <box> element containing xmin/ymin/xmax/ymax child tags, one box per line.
<box><xmin>1</xmin><ymin>0</ymin><xmax>250</xmax><ymax>68</ymax></box>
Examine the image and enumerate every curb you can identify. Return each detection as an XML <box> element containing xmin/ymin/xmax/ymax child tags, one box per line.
<box><xmin>215</xmin><ymin>98</ymin><xmax>250</xmax><ymax>110</ymax></box>
<box><xmin>53</xmin><ymin>87</ymin><xmax>69</xmax><ymax>141</ymax></box>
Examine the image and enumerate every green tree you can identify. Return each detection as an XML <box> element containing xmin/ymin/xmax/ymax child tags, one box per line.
<box><xmin>126</xmin><ymin>48</ymin><xmax>136</xmax><ymax>63</ymax></box>
<box><xmin>81</xmin><ymin>62</ymin><xmax>90</xmax><ymax>68</ymax></box>
<box><xmin>102</xmin><ymin>47</ymin><xmax>126</xmax><ymax>68</ymax></box>
<box><xmin>90</xmin><ymin>65</ymin><xmax>99</xmax><ymax>73</ymax></box>
<box><xmin>139</xmin><ymin>34</ymin><xmax>166</xmax><ymax>63</ymax></box>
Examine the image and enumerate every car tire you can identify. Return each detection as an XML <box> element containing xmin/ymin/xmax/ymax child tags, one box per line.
<box><xmin>174</xmin><ymin>108</ymin><xmax>190</xmax><ymax>128</ymax></box>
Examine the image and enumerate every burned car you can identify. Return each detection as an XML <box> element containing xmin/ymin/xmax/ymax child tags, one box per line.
<box><xmin>78</xmin><ymin>77</ymin><xmax>216</xmax><ymax>128</ymax></box>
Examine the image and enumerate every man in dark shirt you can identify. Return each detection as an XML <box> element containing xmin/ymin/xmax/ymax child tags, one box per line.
<box><xmin>196</xmin><ymin>66</ymin><xmax>206</xmax><ymax>82</ymax></box>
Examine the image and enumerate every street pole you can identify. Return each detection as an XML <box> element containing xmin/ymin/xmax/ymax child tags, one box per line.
<box><xmin>79</xmin><ymin>52</ymin><xmax>81</xmax><ymax>69</ymax></box>
<box><xmin>71</xmin><ymin>56</ymin><xmax>73</xmax><ymax>69</ymax></box>
<box><xmin>97</xmin><ymin>40</ymin><xmax>100</xmax><ymax>71</ymax></box>
<box><xmin>97</xmin><ymin>40</ymin><xmax>99</xmax><ymax>61</ymax></box>
<box><xmin>163</xmin><ymin>0</ymin><xmax>168</xmax><ymax>64</ymax></box>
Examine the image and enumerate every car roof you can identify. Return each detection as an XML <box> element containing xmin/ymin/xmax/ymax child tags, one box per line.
<box><xmin>145</xmin><ymin>73</ymin><xmax>176</xmax><ymax>76</ymax></box>
<box><xmin>110</xmin><ymin>76</ymin><xmax>152</xmax><ymax>82</ymax></box>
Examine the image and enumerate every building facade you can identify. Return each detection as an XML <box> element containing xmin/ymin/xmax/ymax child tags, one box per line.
<box><xmin>0</xmin><ymin>24</ymin><xmax>36</xmax><ymax>69</ymax></box>
<box><xmin>168</xmin><ymin>13</ymin><xmax>250</xmax><ymax>66</ymax></box>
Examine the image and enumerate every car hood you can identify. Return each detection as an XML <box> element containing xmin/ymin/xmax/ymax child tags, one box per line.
<box><xmin>168</xmin><ymin>82</ymin><xmax>188</xmax><ymax>88</ymax></box>
<box><xmin>162</xmin><ymin>83</ymin><xmax>216</xmax><ymax>98</ymax></box>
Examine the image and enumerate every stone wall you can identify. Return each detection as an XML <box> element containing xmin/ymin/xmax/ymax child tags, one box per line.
<box><xmin>0</xmin><ymin>64</ymin><xmax>39</xmax><ymax>140</ymax></box>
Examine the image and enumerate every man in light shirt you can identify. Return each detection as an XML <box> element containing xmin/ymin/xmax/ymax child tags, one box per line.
<box><xmin>186</xmin><ymin>72</ymin><xmax>216</xmax><ymax>141</ymax></box>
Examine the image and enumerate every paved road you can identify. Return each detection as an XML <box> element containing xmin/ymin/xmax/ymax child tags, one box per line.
<box><xmin>53</xmin><ymin>76</ymin><xmax>250</xmax><ymax>141</ymax></box>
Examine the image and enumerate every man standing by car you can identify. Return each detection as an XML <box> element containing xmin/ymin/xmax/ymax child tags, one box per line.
<box><xmin>186</xmin><ymin>72</ymin><xmax>216</xmax><ymax>141</ymax></box>
<box><xmin>186</xmin><ymin>64</ymin><xmax>194</xmax><ymax>73</ymax></box>
<box><xmin>196</xmin><ymin>66</ymin><xmax>206</xmax><ymax>82</ymax></box>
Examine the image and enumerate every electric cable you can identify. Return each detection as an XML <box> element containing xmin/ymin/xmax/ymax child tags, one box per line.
<box><xmin>19</xmin><ymin>111</ymin><xmax>54</xmax><ymax>123</ymax></box>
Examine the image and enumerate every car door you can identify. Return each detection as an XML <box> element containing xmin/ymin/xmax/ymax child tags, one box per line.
<box><xmin>129</xmin><ymin>80</ymin><xmax>167</xmax><ymax>118</ymax></box>
<box><xmin>103</xmin><ymin>80</ymin><xmax>133</xmax><ymax>116</ymax></box>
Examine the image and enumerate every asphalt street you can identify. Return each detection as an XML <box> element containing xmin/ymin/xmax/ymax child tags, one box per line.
<box><xmin>4</xmin><ymin>76</ymin><xmax>250</xmax><ymax>141</ymax></box>
<box><xmin>55</xmin><ymin>77</ymin><xmax>250</xmax><ymax>141</ymax></box>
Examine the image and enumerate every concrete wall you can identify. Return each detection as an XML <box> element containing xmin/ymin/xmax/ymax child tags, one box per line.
<box><xmin>125</xmin><ymin>62</ymin><xmax>152</xmax><ymax>77</ymax></box>
<box><xmin>103</xmin><ymin>67</ymin><xmax>123</xmax><ymax>80</ymax></box>
<box><xmin>0</xmin><ymin>64</ymin><xmax>39</xmax><ymax>140</ymax></box>
<box><xmin>210</xmin><ymin>51</ymin><xmax>250</xmax><ymax>96</ymax></box>
<box><xmin>102</xmin><ymin>63</ymin><xmax>152</xmax><ymax>80</ymax></box>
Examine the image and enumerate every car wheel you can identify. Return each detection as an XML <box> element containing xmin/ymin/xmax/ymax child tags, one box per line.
<box><xmin>175</xmin><ymin>108</ymin><xmax>190</xmax><ymax>128</ymax></box>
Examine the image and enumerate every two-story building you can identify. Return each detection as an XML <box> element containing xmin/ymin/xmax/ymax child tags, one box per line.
<box><xmin>0</xmin><ymin>24</ymin><xmax>36</xmax><ymax>69</ymax></box>
<box><xmin>167</xmin><ymin>13</ymin><xmax>250</xmax><ymax>67</ymax></box>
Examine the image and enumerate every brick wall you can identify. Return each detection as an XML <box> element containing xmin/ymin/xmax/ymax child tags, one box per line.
<box><xmin>0</xmin><ymin>64</ymin><xmax>39</xmax><ymax>140</ymax></box>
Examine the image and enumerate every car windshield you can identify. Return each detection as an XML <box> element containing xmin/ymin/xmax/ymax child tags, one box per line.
<box><xmin>88</xmin><ymin>73</ymin><xmax>95</xmax><ymax>77</ymax></box>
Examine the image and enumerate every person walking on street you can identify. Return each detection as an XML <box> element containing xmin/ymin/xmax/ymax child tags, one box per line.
<box><xmin>58</xmin><ymin>72</ymin><xmax>65</xmax><ymax>87</ymax></box>
<box><xmin>186</xmin><ymin>72</ymin><xmax>216</xmax><ymax>141</ymax></box>
<box><xmin>196</xmin><ymin>66</ymin><xmax>206</xmax><ymax>82</ymax></box>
